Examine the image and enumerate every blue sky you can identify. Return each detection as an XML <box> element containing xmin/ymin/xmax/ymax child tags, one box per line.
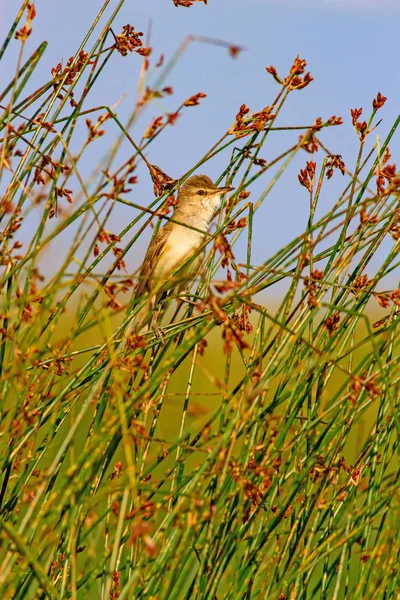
<box><xmin>2</xmin><ymin>0</ymin><xmax>400</xmax><ymax>281</ymax></box>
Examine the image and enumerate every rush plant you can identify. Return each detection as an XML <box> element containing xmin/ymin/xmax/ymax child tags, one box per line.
<box><xmin>0</xmin><ymin>2</ymin><xmax>398</xmax><ymax>599</ymax></box>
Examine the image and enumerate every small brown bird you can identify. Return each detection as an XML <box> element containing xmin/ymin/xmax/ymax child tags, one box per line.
<box><xmin>134</xmin><ymin>174</ymin><xmax>234</xmax><ymax>306</ymax></box>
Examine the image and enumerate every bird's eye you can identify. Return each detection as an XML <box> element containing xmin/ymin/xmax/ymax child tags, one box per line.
<box><xmin>197</xmin><ymin>190</ymin><xmax>205</xmax><ymax>196</ymax></box>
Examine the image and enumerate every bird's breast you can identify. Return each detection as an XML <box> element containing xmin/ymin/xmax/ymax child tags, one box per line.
<box><xmin>151</xmin><ymin>225</ymin><xmax>204</xmax><ymax>287</ymax></box>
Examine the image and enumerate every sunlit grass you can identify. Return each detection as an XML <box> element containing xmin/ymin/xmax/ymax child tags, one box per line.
<box><xmin>0</xmin><ymin>2</ymin><xmax>399</xmax><ymax>599</ymax></box>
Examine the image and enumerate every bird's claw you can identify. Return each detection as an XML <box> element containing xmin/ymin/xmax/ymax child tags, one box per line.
<box><xmin>153</xmin><ymin>326</ymin><xmax>165</xmax><ymax>344</ymax></box>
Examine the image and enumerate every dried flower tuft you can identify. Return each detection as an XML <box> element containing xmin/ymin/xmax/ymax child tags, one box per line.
<box><xmin>298</xmin><ymin>161</ymin><xmax>316</xmax><ymax>192</ymax></box>
<box><xmin>350</xmin><ymin>107</ymin><xmax>368</xmax><ymax>141</ymax></box>
<box><xmin>183</xmin><ymin>92</ymin><xmax>207</xmax><ymax>107</ymax></box>
<box><xmin>372</xmin><ymin>92</ymin><xmax>387</xmax><ymax>111</ymax></box>
<box><xmin>114</xmin><ymin>25</ymin><xmax>151</xmax><ymax>57</ymax></box>
<box><xmin>326</xmin><ymin>155</ymin><xmax>345</xmax><ymax>179</ymax></box>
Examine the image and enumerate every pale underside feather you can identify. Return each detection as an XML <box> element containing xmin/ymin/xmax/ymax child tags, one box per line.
<box><xmin>134</xmin><ymin>223</ymin><xmax>205</xmax><ymax>301</ymax></box>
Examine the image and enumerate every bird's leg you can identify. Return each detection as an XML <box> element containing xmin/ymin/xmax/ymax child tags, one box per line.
<box><xmin>149</xmin><ymin>293</ymin><xmax>166</xmax><ymax>344</ymax></box>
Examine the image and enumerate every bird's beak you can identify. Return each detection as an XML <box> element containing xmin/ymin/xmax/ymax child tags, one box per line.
<box><xmin>214</xmin><ymin>185</ymin><xmax>235</xmax><ymax>195</ymax></box>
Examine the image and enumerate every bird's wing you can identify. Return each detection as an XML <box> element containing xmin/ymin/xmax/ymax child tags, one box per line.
<box><xmin>133</xmin><ymin>224</ymin><xmax>171</xmax><ymax>299</ymax></box>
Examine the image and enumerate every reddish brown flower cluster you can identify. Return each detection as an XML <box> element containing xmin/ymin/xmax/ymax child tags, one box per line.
<box><xmin>204</xmin><ymin>294</ymin><xmax>249</xmax><ymax>352</ymax></box>
<box><xmin>138</xmin><ymin>86</ymin><xmax>173</xmax><ymax>108</ymax></box>
<box><xmin>140</xmin><ymin>92</ymin><xmax>180</xmax><ymax>140</ymax></box>
<box><xmin>231</xmin><ymin>459</ymin><xmax>274</xmax><ymax>524</ymax></box>
<box><xmin>110</xmin><ymin>461</ymin><xmax>124</xmax><ymax>480</ymax></box>
<box><xmin>22</xmin><ymin>301</ymin><xmax>35</xmax><ymax>323</ymax></box>
<box><xmin>85</xmin><ymin>112</ymin><xmax>110</xmax><ymax>143</ymax></box>
<box><xmin>266</xmin><ymin>56</ymin><xmax>313</xmax><ymax>90</ymax></box>
<box><xmin>327</xmin><ymin>115</ymin><xmax>343</xmax><ymax>126</ymax></box>
<box><xmin>373</xmin><ymin>290</ymin><xmax>400</xmax><ymax>309</ymax></box>
<box><xmin>229</xmin><ymin>104</ymin><xmax>250</xmax><ymax>138</ymax></box>
<box><xmin>374</xmin><ymin>293</ymin><xmax>390</xmax><ymax>309</ymax></box>
<box><xmin>52</xmin><ymin>51</ymin><xmax>93</xmax><ymax>86</ymax></box>
<box><xmin>15</xmin><ymin>3</ymin><xmax>36</xmax><ymax>41</ymax></box>
<box><xmin>197</xmin><ymin>338</ymin><xmax>208</xmax><ymax>356</ymax></box>
<box><xmin>326</xmin><ymin>155</ymin><xmax>345</xmax><ymax>179</ymax></box>
<box><xmin>103</xmin><ymin>162</ymin><xmax>138</xmax><ymax>200</ymax></box>
<box><xmin>103</xmin><ymin>283</ymin><xmax>123</xmax><ymax>309</ymax></box>
<box><xmin>0</xmin><ymin>123</ymin><xmax>26</xmax><ymax>171</ymax></box>
<box><xmin>338</xmin><ymin>457</ymin><xmax>365</xmax><ymax>488</ymax></box>
<box><xmin>224</xmin><ymin>189</ymin><xmax>248</xmax><ymax>215</ymax></box>
<box><xmin>55</xmin><ymin>186</ymin><xmax>73</xmax><ymax>205</ymax></box>
<box><xmin>304</xmin><ymin>269</ymin><xmax>323</xmax><ymax>308</ymax></box>
<box><xmin>228</xmin><ymin>103</ymin><xmax>276</xmax><ymax>139</ymax></box>
<box><xmin>130</xmin><ymin>519</ymin><xmax>157</xmax><ymax>557</ymax></box>
<box><xmin>225</xmin><ymin>216</ymin><xmax>247</xmax><ymax>234</ymax></box>
<box><xmin>94</xmin><ymin>229</ymin><xmax>131</xmax><ymax>274</ymax></box>
<box><xmin>110</xmin><ymin>571</ymin><xmax>120</xmax><ymax>600</ymax></box>
<box><xmin>166</xmin><ymin>110</ymin><xmax>180</xmax><ymax>125</ymax></box>
<box><xmin>228</xmin><ymin>45</ymin><xmax>242</xmax><ymax>58</ymax></box>
<box><xmin>350</xmin><ymin>107</ymin><xmax>368</xmax><ymax>141</ymax></box>
<box><xmin>349</xmin><ymin>374</ymin><xmax>380</xmax><ymax>405</ymax></box>
<box><xmin>232</xmin><ymin>303</ymin><xmax>253</xmax><ymax>334</ymax></box>
<box><xmin>304</xmin><ymin>269</ymin><xmax>323</xmax><ymax>286</ymax></box>
<box><xmin>103</xmin><ymin>278</ymin><xmax>133</xmax><ymax>309</ymax></box>
<box><xmin>372</xmin><ymin>92</ymin><xmax>387</xmax><ymax>111</ymax></box>
<box><xmin>250</xmin><ymin>106</ymin><xmax>276</xmax><ymax>132</ymax></box>
<box><xmin>32</xmin><ymin>113</ymin><xmax>56</xmax><ymax>133</ymax></box>
<box><xmin>118</xmin><ymin>353</ymin><xmax>149</xmax><ymax>380</ymax></box>
<box><xmin>126</xmin><ymin>333</ymin><xmax>147</xmax><ymax>352</ymax></box>
<box><xmin>301</xmin><ymin>138</ymin><xmax>318</xmax><ymax>155</ymax></box>
<box><xmin>287</xmin><ymin>56</ymin><xmax>314</xmax><ymax>89</ymax></box>
<box><xmin>375</xmin><ymin>148</ymin><xmax>397</xmax><ymax>195</ymax></box>
<box><xmin>1</xmin><ymin>208</ymin><xmax>23</xmax><ymax>246</ymax></box>
<box><xmin>158</xmin><ymin>193</ymin><xmax>178</xmax><ymax>217</ymax></box>
<box><xmin>213</xmin><ymin>233</ymin><xmax>234</xmax><ymax>268</ymax></box>
<box><xmin>149</xmin><ymin>164</ymin><xmax>176</xmax><ymax>196</ymax></box>
<box><xmin>173</xmin><ymin>0</ymin><xmax>207</xmax><ymax>6</ymax></box>
<box><xmin>33</xmin><ymin>155</ymin><xmax>71</xmax><ymax>187</ymax></box>
<box><xmin>212</xmin><ymin>277</ymin><xmax>238</xmax><ymax>295</ymax></box>
<box><xmin>222</xmin><ymin>319</ymin><xmax>250</xmax><ymax>354</ymax></box>
<box><xmin>389</xmin><ymin>219</ymin><xmax>400</xmax><ymax>241</ymax></box>
<box><xmin>299</xmin><ymin>125</ymin><xmax>320</xmax><ymax>154</ymax></box>
<box><xmin>51</xmin><ymin>50</ymin><xmax>94</xmax><ymax>106</ymax></box>
<box><xmin>205</xmin><ymin>295</ymin><xmax>229</xmax><ymax>326</ymax></box>
<box><xmin>183</xmin><ymin>92</ymin><xmax>207</xmax><ymax>107</ymax></box>
<box><xmin>143</xmin><ymin>116</ymin><xmax>163</xmax><ymax>140</ymax></box>
<box><xmin>114</xmin><ymin>24</ymin><xmax>151</xmax><ymax>57</ymax></box>
<box><xmin>310</xmin><ymin>117</ymin><xmax>323</xmax><ymax>133</ymax></box>
<box><xmin>359</xmin><ymin>201</ymin><xmax>378</xmax><ymax>226</ymax></box>
<box><xmin>351</xmin><ymin>274</ymin><xmax>370</xmax><ymax>294</ymax></box>
<box><xmin>42</xmin><ymin>342</ymin><xmax>73</xmax><ymax>376</ymax></box>
<box><xmin>324</xmin><ymin>311</ymin><xmax>340</xmax><ymax>336</ymax></box>
<box><xmin>298</xmin><ymin>160</ymin><xmax>316</xmax><ymax>192</ymax></box>
<box><xmin>51</xmin><ymin>553</ymin><xmax>66</xmax><ymax>577</ymax></box>
<box><xmin>212</xmin><ymin>265</ymin><xmax>246</xmax><ymax>295</ymax></box>
<box><xmin>299</xmin><ymin>116</ymin><xmax>343</xmax><ymax>154</ymax></box>
<box><xmin>125</xmin><ymin>498</ymin><xmax>155</xmax><ymax>521</ymax></box>
<box><xmin>309</xmin><ymin>455</ymin><xmax>340</xmax><ymax>485</ymax></box>
<box><xmin>28</xmin><ymin>268</ymin><xmax>45</xmax><ymax>300</ymax></box>
<box><xmin>254</xmin><ymin>157</ymin><xmax>267</xmax><ymax>168</ymax></box>
<box><xmin>265</xmin><ymin>65</ymin><xmax>280</xmax><ymax>82</ymax></box>
<box><xmin>372</xmin><ymin>315</ymin><xmax>390</xmax><ymax>329</ymax></box>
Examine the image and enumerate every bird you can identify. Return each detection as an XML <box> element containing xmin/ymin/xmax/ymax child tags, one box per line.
<box><xmin>133</xmin><ymin>174</ymin><xmax>234</xmax><ymax>316</ymax></box>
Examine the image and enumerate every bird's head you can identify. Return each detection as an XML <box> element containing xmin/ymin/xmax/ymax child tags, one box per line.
<box><xmin>178</xmin><ymin>174</ymin><xmax>234</xmax><ymax>211</ymax></box>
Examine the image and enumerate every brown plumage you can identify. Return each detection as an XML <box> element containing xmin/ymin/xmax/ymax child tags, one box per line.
<box><xmin>133</xmin><ymin>223</ymin><xmax>172</xmax><ymax>300</ymax></box>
